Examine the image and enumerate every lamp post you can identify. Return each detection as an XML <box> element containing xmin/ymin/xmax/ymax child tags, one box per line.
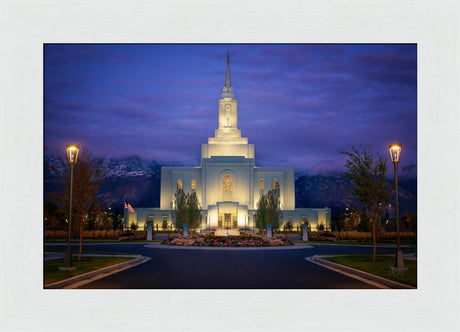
<box><xmin>389</xmin><ymin>143</ymin><xmax>406</xmax><ymax>270</ymax></box>
<box><xmin>62</xmin><ymin>144</ymin><xmax>79</xmax><ymax>269</ymax></box>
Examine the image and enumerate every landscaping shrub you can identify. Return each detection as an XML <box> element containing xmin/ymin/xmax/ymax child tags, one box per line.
<box><xmin>162</xmin><ymin>234</ymin><xmax>294</xmax><ymax>247</ymax></box>
<box><xmin>331</xmin><ymin>231</ymin><xmax>417</xmax><ymax>242</ymax></box>
<box><xmin>44</xmin><ymin>230</ymin><xmax>122</xmax><ymax>240</ymax></box>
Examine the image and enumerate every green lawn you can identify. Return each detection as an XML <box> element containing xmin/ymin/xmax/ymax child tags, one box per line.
<box><xmin>45</xmin><ymin>249</ymin><xmax>134</xmax><ymax>255</ymax></box>
<box><xmin>44</xmin><ymin>256</ymin><xmax>133</xmax><ymax>285</ymax></box>
<box><xmin>294</xmin><ymin>240</ymin><xmax>416</xmax><ymax>247</ymax></box>
<box><xmin>323</xmin><ymin>255</ymin><xmax>417</xmax><ymax>287</ymax></box>
<box><xmin>45</xmin><ymin>239</ymin><xmax>162</xmax><ymax>244</ymax></box>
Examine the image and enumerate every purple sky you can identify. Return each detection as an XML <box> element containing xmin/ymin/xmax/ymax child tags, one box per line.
<box><xmin>44</xmin><ymin>44</ymin><xmax>417</xmax><ymax>174</ymax></box>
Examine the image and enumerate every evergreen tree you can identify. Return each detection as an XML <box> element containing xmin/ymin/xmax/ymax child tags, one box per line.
<box><xmin>186</xmin><ymin>192</ymin><xmax>202</xmax><ymax>229</ymax></box>
<box><xmin>256</xmin><ymin>194</ymin><xmax>267</xmax><ymax>230</ymax></box>
<box><xmin>44</xmin><ymin>199</ymin><xmax>67</xmax><ymax>239</ymax></box>
<box><xmin>331</xmin><ymin>207</ymin><xmax>345</xmax><ymax>232</ymax></box>
<box><xmin>256</xmin><ymin>188</ymin><xmax>282</xmax><ymax>232</ymax></box>
<box><xmin>111</xmin><ymin>206</ymin><xmax>124</xmax><ymax>230</ymax></box>
<box><xmin>171</xmin><ymin>189</ymin><xmax>202</xmax><ymax>230</ymax></box>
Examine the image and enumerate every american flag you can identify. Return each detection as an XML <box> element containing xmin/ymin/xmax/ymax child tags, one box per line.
<box><xmin>124</xmin><ymin>199</ymin><xmax>135</xmax><ymax>213</ymax></box>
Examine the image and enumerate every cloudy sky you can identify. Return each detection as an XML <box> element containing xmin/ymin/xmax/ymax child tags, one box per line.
<box><xmin>44</xmin><ymin>44</ymin><xmax>417</xmax><ymax>174</ymax></box>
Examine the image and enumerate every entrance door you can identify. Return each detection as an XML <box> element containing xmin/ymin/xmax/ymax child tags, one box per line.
<box><xmin>224</xmin><ymin>213</ymin><xmax>232</xmax><ymax>229</ymax></box>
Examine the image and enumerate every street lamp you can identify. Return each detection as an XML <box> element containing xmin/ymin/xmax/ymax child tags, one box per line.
<box><xmin>389</xmin><ymin>143</ymin><xmax>406</xmax><ymax>270</ymax></box>
<box><xmin>62</xmin><ymin>144</ymin><xmax>79</xmax><ymax>269</ymax></box>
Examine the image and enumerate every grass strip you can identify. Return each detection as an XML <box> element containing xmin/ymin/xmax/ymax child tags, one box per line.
<box><xmin>44</xmin><ymin>256</ymin><xmax>133</xmax><ymax>285</ymax></box>
<box><xmin>294</xmin><ymin>240</ymin><xmax>416</xmax><ymax>246</ymax></box>
<box><xmin>326</xmin><ymin>249</ymin><xmax>417</xmax><ymax>255</ymax></box>
<box><xmin>44</xmin><ymin>240</ymin><xmax>161</xmax><ymax>244</ymax></box>
<box><xmin>44</xmin><ymin>249</ymin><xmax>134</xmax><ymax>255</ymax></box>
<box><xmin>323</xmin><ymin>255</ymin><xmax>417</xmax><ymax>287</ymax></box>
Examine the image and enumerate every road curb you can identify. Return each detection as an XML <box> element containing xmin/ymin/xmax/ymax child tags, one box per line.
<box><xmin>311</xmin><ymin>255</ymin><xmax>416</xmax><ymax>289</ymax></box>
<box><xmin>144</xmin><ymin>242</ymin><xmax>315</xmax><ymax>250</ymax></box>
<box><xmin>44</xmin><ymin>255</ymin><xmax>149</xmax><ymax>289</ymax></box>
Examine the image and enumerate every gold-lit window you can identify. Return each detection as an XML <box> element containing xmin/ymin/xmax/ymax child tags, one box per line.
<box><xmin>273</xmin><ymin>179</ymin><xmax>279</xmax><ymax>190</ymax></box>
<box><xmin>223</xmin><ymin>175</ymin><xmax>232</xmax><ymax>190</ymax></box>
<box><xmin>191</xmin><ymin>179</ymin><xmax>196</xmax><ymax>190</ymax></box>
<box><xmin>259</xmin><ymin>179</ymin><xmax>265</xmax><ymax>190</ymax></box>
<box><xmin>177</xmin><ymin>179</ymin><xmax>183</xmax><ymax>190</ymax></box>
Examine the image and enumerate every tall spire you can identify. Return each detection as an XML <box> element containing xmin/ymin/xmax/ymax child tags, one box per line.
<box><xmin>221</xmin><ymin>50</ymin><xmax>235</xmax><ymax>98</ymax></box>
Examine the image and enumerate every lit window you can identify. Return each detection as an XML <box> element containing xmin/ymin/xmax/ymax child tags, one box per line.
<box><xmin>177</xmin><ymin>179</ymin><xmax>183</xmax><ymax>190</ymax></box>
<box><xmin>191</xmin><ymin>179</ymin><xmax>196</xmax><ymax>190</ymax></box>
<box><xmin>259</xmin><ymin>179</ymin><xmax>264</xmax><ymax>190</ymax></box>
<box><xmin>223</xmin><ymin>175</ymin><xmax>232</xmax><ymax>191</ymax></box>
<box><xmin>273</xmin><ymin>179</ymin><xmax>279</xmax><ymax>190</ymax></box>
<box><xmin>223</xmin><ymin>175</ymin><xmax>232</xmax><ymax>201</ymax></box>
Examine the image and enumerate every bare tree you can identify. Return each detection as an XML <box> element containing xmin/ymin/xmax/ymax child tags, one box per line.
<box><xmin>341</xmin><ymin>145</ymin><xmax>391</xmax><ymax>261</ymax></box>
<box><xmin>51</xmin><ymin>148</ymin><xmax>106</xmax><ymax>261</ymax></box>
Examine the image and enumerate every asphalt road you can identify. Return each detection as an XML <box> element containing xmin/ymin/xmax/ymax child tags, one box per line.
<box><xmin>45</xmin><ymin>243</ymin><xmax>397</xmax><ymax>289</ymax></box>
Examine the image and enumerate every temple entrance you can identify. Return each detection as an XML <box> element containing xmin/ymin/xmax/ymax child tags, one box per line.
<box><xmin>218</xmin><ymin>213</ymin><xmax>238</xmax><ymax>229</ymax></box>
<box><xmin>224</xmin><ymin>213</ymin><xmax>231</xmax><ymax>229</ymax></box>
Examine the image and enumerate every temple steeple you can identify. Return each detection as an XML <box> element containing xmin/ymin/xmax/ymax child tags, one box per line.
<box><xmin>200</xmin><ymin>50</ymin><xmax>252</xmax><ymax>160</ymax></box>
<box><xmin>221</xmin><ymin>50</ymin><xmax>235</xmax><ymax>98</ymax></box>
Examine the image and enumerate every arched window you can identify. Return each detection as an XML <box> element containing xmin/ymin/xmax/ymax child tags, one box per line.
<box><xmin>223</xmin><ymin>175</ymin><xmax>232</xmax><ymax>201</ymax></box>
<box><xmin>259</xmin><ymin>179</ymin><xmax>265</xmax><ymax>190</ymax></box>
<box><xmin>191</xmin><ymin>179</ymin><xmax>196</xmax><ymax>190</ymax></box>
<box><xmin>177</xmin><ymin>179</ymin><xmax>183</xmax><ymax>190</ymax></box>
<box><xmin>273</xmin><ymin>179</ymin><xmax>279</xmax><ymax>190</ymax></box>
<box><xmin>223</xmin><ymin>175</ymin><xmax>232</xmax><ymax>190</ymax></box>
<box><xmin>259</xmin><ymin>178</ymin><xmax>265</xmax><ymax>197</ymax></box>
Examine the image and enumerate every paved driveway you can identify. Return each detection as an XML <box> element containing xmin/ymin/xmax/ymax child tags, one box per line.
<box><xmin>45</xmin><ymin>243</ymin><xmax>397</xmax><ymax>289</ymax></box>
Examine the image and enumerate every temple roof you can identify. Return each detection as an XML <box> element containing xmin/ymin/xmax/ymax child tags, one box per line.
<box><xmin>221</xmin><ymin>51</ymin><xmax>235</xmax><ymax>99</ymax></box>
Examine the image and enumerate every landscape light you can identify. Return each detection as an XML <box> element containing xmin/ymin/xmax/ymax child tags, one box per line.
<box><xmin>389</xmin><ymin>143</ymin><xmax>407</xmax><ymax>271</ymax></box>
<box><xmin>61</xmin><ymin>144</ymin><xmax>80</xmax><ymax>269</ymax></box>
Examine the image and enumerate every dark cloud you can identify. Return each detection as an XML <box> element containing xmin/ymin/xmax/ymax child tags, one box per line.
<box><xmin>44</xmin><ymin>44</ymin><xmax>417</xmax><ymax>172</ymax></box>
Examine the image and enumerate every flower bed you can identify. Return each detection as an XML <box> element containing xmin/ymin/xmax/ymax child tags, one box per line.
<box><xmin>119</xmin><ymin>235</ymin><xmax>146</xmax><ymax>241</ymax></box>
<box><xmin>161</xmin><ymin>234</ymin><xmax>294</xmax><ymax>247</ymax></box>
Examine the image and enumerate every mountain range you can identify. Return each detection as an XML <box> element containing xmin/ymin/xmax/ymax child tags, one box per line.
<box><xmin>44</xmin><ymin>155</ymin><xmax>417</xmax><ymax>216</ymax></box>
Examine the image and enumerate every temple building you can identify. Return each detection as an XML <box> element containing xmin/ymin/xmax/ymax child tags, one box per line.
<box><xmin>125</xmin><ymin>54</ymin><xmax>331</xmax><ymax>232</ymax></box>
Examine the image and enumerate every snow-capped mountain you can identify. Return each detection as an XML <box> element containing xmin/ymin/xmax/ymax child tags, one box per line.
<box><xmin>103</xmin><ymin>156</ymin><xmax>161</xmax><ymax>178</ymax></box>
<box><xmin>44</xmin><ymin>155</ymin><xmax>161</xmax><ymax>208</ymax></box>
<box><xmin>44</xmin><ymin>154</ymin><xmax>417</xmax><ymax>215</ymax></box>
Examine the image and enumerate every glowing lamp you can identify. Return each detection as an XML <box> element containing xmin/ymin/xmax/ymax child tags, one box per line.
<box><xmin>389</xmin><ymin>143</ymin><xmax>401</xmax><ymax>164</ymax></box>
<box><xmin>66</xmin><ymin>144</ymin><xmax>80</xmax><ymax>164</ymax></box>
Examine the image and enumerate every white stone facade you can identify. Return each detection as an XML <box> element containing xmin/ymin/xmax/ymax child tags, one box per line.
<box><xmin>125</xmin><ymin>55</ymin><xmax>331</xmax><ymax>232</ymax></box>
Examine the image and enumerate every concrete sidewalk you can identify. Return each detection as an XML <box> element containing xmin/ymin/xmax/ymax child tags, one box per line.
<box><xmin>44</xmin><ymin>253</ymin><xmax>150</xmax><ymax>289</ymax></box>
<box><xmin>44</xmin><ymin>252</ymin><xmax>140</xmax><ymax>261</ymax></box>
<box><xmin>307</xmin><ymin>254</ymin><xmax>416</xmax><ymax>289</ymax></box>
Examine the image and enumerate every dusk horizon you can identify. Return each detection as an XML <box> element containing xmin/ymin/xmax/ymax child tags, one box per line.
<box><xmin>44</xmin><ymin>43</ymin><xmax>417</xmax><ymax>174</ymax></box>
